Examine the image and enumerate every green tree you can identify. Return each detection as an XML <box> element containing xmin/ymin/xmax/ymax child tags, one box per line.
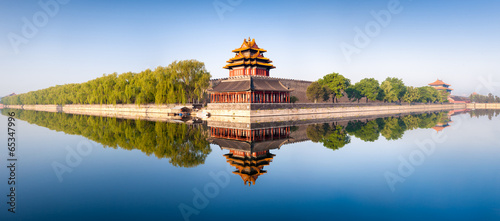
<box><xmin>381</xmin><ymin>77</ymin><xmax>406</xmax><ymax>103</ymax></box>
<box><xmin>438</xmin><ymin>90</ymin><xmax>450</xmax><ymax>103</ymax></box>
<box><xmin>318</xmin><ymin>73</ymin><xmax>351</xmax><ymax>103</ymax></box>
<box><xmin>355</xmin><ymin>78</ymin><xmax>381</xmax><ymax>102</ymax></box>
<box><xmin>306</xmin><ymin>81</ymin><xmax>327</xmax><ymax>103</ymax></box>
<box><xmin>402</xmin><ymin>86</ymin><xmax>421</xmax><ymax>105</ymax></box>
<box><xmin>346</xmin><ymin>86</ymin><xmax>363</xmax><ymax>103</ymax></box>
<box><xmin>0</xmin><ymin>60</ymin><xmax>211</xmax><ymax>106</ymax></box>
<box><xmin>169</xmin><ymin>60</ymin><xmax>211</xmax><ymax>104</ymax></box>
<box><xmin>417</xmin><ymin>86</ymin><xmax>439</xmax><ymax>104</ymax></box>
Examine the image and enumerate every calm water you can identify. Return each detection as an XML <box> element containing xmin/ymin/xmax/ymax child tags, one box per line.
<box><xmin>0</xmin><ymin>109</ymin><xmax>499</xmax><ymax>221</ymax></box>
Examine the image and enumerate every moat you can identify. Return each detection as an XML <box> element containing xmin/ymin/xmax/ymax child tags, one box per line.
<box><xmin>1</xmin><ymin>108</ymin><xmax>499</xmax><ymax>220</ymax></box>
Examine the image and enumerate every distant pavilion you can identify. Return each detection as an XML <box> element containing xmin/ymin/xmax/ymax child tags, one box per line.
<box><xmin>209</xmin><ymin>38</ymin><xmax>291</xmax><ymax>103</ymax></box>
<box><xmin>429</xmin><ymin>79</ymin><xmax>453</xmax><ymax>93</ymax></box>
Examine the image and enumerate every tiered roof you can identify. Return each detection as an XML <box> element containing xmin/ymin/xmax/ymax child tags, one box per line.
<box><xmin>224</xmin><ymin>150</ymin><xmax>275</xmax><ymax>186</ymax></box>
<box><xmin>433</xmin><ymin>86</ymin><xmax>454</xmax><ymax>91</ymax></box>
<box><xmin>429</xmin><ymin>79</ymin><xmax>451</xmax><ymax>87</ymax></box>
<box><xmin>223</xmin><ymin>38</ymin><xmax>276</xmax><ymax>70</ymax></box>
<box><xmin>210</xmin><ymin>76</ymin><xmax>291</xmax><ymax>92</ymax></box>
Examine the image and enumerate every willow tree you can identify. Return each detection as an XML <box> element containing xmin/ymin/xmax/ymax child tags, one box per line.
<box><xmin>168</xmin><ymin>60</ymin><xmax>211</xmax><ymax>104</ymax></box>
<box><xmin>0</xmin><ymin>59</ymin><xmax>211</xmax><ymax>105</ymax></box>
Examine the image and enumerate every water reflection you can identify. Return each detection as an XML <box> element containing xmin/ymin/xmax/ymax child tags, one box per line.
<box><xmin>306</xmin><ymin>112</ymin><xmax>451</xmax><ymax>151</ymax></box>
<box><xmin>3</xmin><ymin>108</ymin><xmax>499</xmax><ymax>174</ymax></box>
<box><xmin>1</xmin><ymin>109</ymin><xmax>211</xmax><ymax>168</ymax></box>
<box><xmin>209</xmin><ymin>126</ymin><xmax>292</xmax><ymax>186</ymax></box>
<box><xmin>468</xmin><ymin>109</ymin><xmax>500</xmax><ymax>120</ymax></box>
<box><xmin>207</xmin><ymin>111</ymin><xmax>474</xmax><ymax>186</ymax></box>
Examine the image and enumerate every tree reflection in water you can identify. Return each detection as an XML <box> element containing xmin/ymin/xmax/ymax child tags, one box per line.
<box><xmin>1</xmin><ymin>109</ymin><xmax>211</xmax><ymax>168</ymax></box>
<box><xmin>307</xmin><ymin>112</ymin><xmax>453</xmax><ymax>150</ymax></box>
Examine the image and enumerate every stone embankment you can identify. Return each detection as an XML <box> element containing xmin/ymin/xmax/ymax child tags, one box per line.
<box><xmin>206</xmin><ymin>103</ymin><xmax>468</xmax><ymax>123</ymax></box>
<box><xmin>5</xmin><ymin>103</ymin><xmax>498</xmax><ymax>124</ymax></box>
<box><xmin>4</xmin><ymin>104</ymin><xmax>194</xmax><ymax>122</ymax></box>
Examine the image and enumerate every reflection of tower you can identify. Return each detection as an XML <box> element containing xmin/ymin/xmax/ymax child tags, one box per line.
<box><xmin>432</xmin><ymin>114</ymin><xmax>453</xmax><ymax>133</ymax></box>
<box><xmin>432</xmin><ymin>109</ymin><xmax>471</xmax><ymax>132</ymax></box>
<box><xmin>224</xmin><ymin>150</ymin><xmax>274</xmax><ymax>186</ymax></box>
<box><xmin>432</xmin><ymin>121</ymin><xmax>452</xmax><ymax>132</ymax></box>
<box><xmin>209</xmin><ymin>126</ymin><xmax>292</xmax><ymax>186</ymax></box>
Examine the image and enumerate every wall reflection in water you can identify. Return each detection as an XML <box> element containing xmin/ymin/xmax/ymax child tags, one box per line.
<box><xmin>207</xmin><ymin>109</ymin><xmax>488</xmax><ymax>186</ymax></box>
<box><xmin>3</xmin><ymin>108</ymin><xmax>498</xmax><ymax>182</ymax></box>
<box><xmin>209</xmin><ymin>126</ymin><xmax>292</xmax><ymax>186</ymax></box>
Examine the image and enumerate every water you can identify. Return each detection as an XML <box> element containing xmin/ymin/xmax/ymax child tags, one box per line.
<box><xmin>0</xmin><ymin>109</ymin><xmax>499</xmax><ymax>221</ymax></box>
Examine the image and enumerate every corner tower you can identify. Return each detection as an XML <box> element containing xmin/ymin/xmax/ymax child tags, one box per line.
<box><xmin>209</xmin><ymin>38</ymin><xmax>291</xmax><ymax>103</ymax></box>
<box><xmin>224</xmin><ymin>38</ymin><xmax>276</xmax><ymax>77</ymax></box>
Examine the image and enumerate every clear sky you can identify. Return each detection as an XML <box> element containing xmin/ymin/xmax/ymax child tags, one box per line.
<box><xmin>1</xmin><ymin>0</ymin><xmax>499</xmax><ymax>97</ymax></box>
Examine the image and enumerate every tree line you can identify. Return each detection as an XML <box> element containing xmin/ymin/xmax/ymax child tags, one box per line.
<box><xmin>2</xmin><ymin>109</ymin><xmax>211</xmax><ymax>168</ymax></box>
<box><xmin>468</xmin><ymin>109</ymin><xmax>500</xmax><ymax>120</ymax></box>
<box><xmin>469</xmin><ymin>93</ymin><xmax>500</xmax><ymax>103</ymax></box>
<box><xmin>1</xmin><ymin>60</ymin><xmax>211</xmax><ymax>105</ymax></box>
<box><xmin>306</xmin><ymin>73</ymin><xmax>449</xmax><ymax>104</ymax></box>
<box><xmin>306</xmin><ymin>112</ymin><xmax>449</xmax><ymax>150</ymax></box>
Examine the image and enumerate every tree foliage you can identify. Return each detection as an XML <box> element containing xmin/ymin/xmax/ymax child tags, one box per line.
<box><xmin>354</xmin><ymin>78</ymin><xmax>381</xmax><ymax>102</ymax></box>
<box><xmin>0</xmin><ymin>60</ymin><xmax>211</xmax><ymax>105</ymax></box>
<box><xmin>402</xmin><ymin>86</ymin><xmax>421</xmax><ymax>104</ymax></box>
<box><xmin>306</xmin><ymin>81</ymin><xmax>328</xmax><ymax>103</ymax></box>
<box><xmin>318</xmin><ymin>73</ymin><xmax>351</xmax><ymax>103</ymax></box>
<box><xmin>381</xmin><ymin>77</ymin><xmax>406</xmax><ymax>103</ymax></box>
<box><xmin>346</xmin><ymin>86</ymin><xmax>363</xmax><ymax>102</ymax></box>
<box><xmin>470</xmin><ymin>93</ymin><xmax>500</xmax><ymax>103</ymax></box>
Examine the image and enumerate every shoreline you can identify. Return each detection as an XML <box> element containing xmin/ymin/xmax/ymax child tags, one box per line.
<box><xmin>2</xmin><ymin>103</ymin><xmax>494</xmax><ymax>123</ymax></box>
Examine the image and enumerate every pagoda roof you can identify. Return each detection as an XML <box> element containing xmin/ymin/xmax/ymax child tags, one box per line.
<box><xmin>429</xmin><ymin>79</ymin><xmax>451</xmax><ymax>86</ymax></box>
<box><xmin>225</xmin><ymin>157</ymin><xmax>273</xmax><ymax>166</ymax></box>
<box><xmin>432</xmin><ymin>125</ymin><xmax>450</xmax><ymax>132</ymax></box>
<box><xmin>226</xmin><ymin>52</ymin><xmax>271</xmax><ymax>63</ymax></box>
<box><xmin>232</xmin><ymin>170</ymin><xmax>266</xmax><ymax>186</ymax></box>
<box><xmin>211</xmin><ymin>137</ymin><xmax>290</xmax><ymax>153</ymax></box>
<box><xmin>223</xmin><ymin>60</ymin><xmax>275</xmax><ymax>69</ymax></box>
<box><xmin>434</xmin><ymin>86</ymin><xmax>453</xmax><ymax>91</ymax></box>
<box><xmin>232</xmin><ymin>38</ymin><xmax>268</xmax><ymax>53</ymax></box>
<box><xmin>210</xmin><ymin>76</ymin><xmax>291</xmax><ymax>92</ymax></box>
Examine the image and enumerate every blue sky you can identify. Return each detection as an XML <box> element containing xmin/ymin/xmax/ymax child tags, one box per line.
<box><xmin>1</xmin><ymin>0</ymin><xmax>499</xmax><ymax>96</ymax></box>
